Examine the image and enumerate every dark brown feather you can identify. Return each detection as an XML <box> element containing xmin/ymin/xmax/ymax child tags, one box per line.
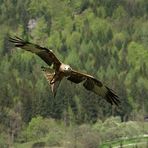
<box><xmin>41</xmin><ymin>67</ymin><xmax>61</xmax><ymax>97</ymax></box>
<box><xmin>105</xmin><ymin>87</ymin><xmax>120</xmax><ymax>106</ymax></box>
<box><xmin>67</xmin><ymin>75</ymin><xmax>85</xmax><ymax>83</ymax></box>
<box><xmin>67</xmin><ymin>70</ymin><xmax>120</xmax><ymax>106</ymax></box>
<box><xmin>9</xmin><ymin>36</ymin><xmax>61</xmax><ymax>71</ymax></box>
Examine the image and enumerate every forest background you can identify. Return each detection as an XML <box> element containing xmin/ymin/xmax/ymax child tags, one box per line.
<box><xmin>0</xmin><ymin>0</ymin><xmax>147</xmax><ymax>147</ymax></box>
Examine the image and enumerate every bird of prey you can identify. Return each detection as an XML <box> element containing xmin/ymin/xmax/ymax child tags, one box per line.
<box><xmin>9</xmin><ymin>36</ymin><xmax>120</xmax><ymax>106</ymax></box>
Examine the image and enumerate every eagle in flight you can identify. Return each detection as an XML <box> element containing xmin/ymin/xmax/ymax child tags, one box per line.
<box><xmin>9</xmin><ymin>36</ymin><xmax>120</xmax><ymax>106</ymax></box>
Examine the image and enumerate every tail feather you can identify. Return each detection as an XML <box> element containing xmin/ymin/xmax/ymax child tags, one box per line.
<box><xmin>42</xmin><ymin>67</ymin><xmax>61</xmax><ymax>97</ymax></box>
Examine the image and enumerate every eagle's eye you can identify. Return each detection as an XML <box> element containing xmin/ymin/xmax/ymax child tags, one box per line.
<box><xmin>64</xmin><ymin>65</ymin><xmax>72</xmax><ymax>71</ymax></box>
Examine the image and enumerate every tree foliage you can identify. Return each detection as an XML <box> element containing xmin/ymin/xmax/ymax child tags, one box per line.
<box><xmin>0</xmin><ymin>1</ymin><xmax>147</xmax><ymax>144</ymax></box>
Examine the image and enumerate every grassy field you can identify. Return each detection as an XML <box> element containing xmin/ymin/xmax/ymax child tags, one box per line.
<box><xmin>101</xmin><ymin>136</ymin><xmax>148</xmax><ymax>148</ymax></box>
<box><xmin>119</xmin><ymin>142</ymin><xmax>147</xmax><ymax>148</ymax></box>
<box><xmin>13</xmin><ymin>135</ymin><xmax>148</xmax><ymax>148</ymax></box>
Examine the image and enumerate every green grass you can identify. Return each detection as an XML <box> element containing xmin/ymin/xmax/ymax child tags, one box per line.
<box><xmin>124</xmin><ymin>142</ymin><xmax>148</xmax><ymax>148</ymax></box>
<box><xmin>14</xmin><ymin>136</ymin><xmax>148</xmax><ymax>148</ymax></box>
<box><xmin>101</xmin><ymin>136</ymin><xmax>148</xmax><ymax>148</ymax></box>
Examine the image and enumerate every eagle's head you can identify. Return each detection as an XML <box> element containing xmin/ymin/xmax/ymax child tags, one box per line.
<box><xmin>60</xmin><ymin>64</ymin><xmax>72</xmax><ymax>74</ymax></box>
<box><xmin>64</xmin><ymin>64</ymin><xmax>72</xmax><ymax>72</ymax></box>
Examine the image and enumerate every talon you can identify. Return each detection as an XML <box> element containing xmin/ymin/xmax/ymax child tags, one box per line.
<box><xmin>50</xmin><ymin>80</ymin><xmax>55</xmax><ymax>84</ymax></box>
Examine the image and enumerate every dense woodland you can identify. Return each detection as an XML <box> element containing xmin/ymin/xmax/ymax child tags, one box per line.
<box><xmin>0</xmin><ymin>0</ymin><xmax>148</xmax><ymax>147</ymax></box>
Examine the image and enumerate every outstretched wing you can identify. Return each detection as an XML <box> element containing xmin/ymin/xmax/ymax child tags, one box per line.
<box><xmin>67</xmin><ymin>70</ymin><xmax>120</xmax><ymax>106</ymax></box>
<box><xmin>9</xmin><ymin>36</ymin><xmax>61</xmax><ymax>71</ymax></box>
<box><xmin>41</xmin><ymin>66</ymin><xmax>61</xmax><ymax>97</ymax></box>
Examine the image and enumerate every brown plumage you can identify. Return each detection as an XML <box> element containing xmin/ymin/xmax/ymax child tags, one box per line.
<box><xmin>9</xmin><ymin>36</ymin><xmax>61</xmax><ymax>71</ymax></box>
<box><xmin>9</xmin><ymin>36</ymin><xmax>120</xmax><ymax>106</ymax></box>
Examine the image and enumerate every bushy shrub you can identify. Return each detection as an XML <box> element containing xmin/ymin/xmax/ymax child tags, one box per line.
<box><xmin>46</xmin><ymin>125</ymin><xmax>65</xmax><ymax>147</ymax></box>
<box><xmin>93</xmin><ymin>117</ymin><xmax>121</xmax><ymax>136</ymax></box>
<box><xmin>92</xmin><ymin>119</ymin><xmax>103</xmax><ymax>132</ymax></box>
<box><xmin>46</xmin><ymin>130</ymin><xmax>63</xmax><ymax>147</ymax></box>
<box><xmin>120</xmin><ymin>121</ymin><xmax>142</xmax><ymax>138</ymax></box>
<box><xmin>92</xmin><ymin>117</ymin><xmax>145</xmax><ymax>142</ymax></box>
<box><xmin>103</xmin><ymin>126</ymin><xmax>125</xmax><ymax>141</ymax></box>
<box><xmin>64</xmin><ymin>124</ymin><xmax>101</xmax><ymax>148</ymax></box>
<box><xmin>0</xmin><ymin>133</ymin><xmax>9</xmax><ymax>148</ymax></box>
<box><xmin>80</xmin><ymin>131</ymin><xmax>101</xmax><ymax>148</ymax></box>
<box><xmin>26</xmin><ymin>116</ymin><xmax>58</xmax><ymax>141</ymax></box>
<box><xmin>103</xmin><ymin>116</ymin><xmax>121</xmax><ymax>128</ymax></box>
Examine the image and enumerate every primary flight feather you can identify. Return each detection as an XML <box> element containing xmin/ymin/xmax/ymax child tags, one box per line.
<box><xmin>9</xmin><ymin>36</ymin><xmax>120</xmax><ymax>106</ymax></box>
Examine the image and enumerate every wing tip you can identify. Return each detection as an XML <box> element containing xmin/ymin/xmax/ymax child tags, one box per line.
<box><xmin>105</xmin><ymin>87</ymin><xmax>120</xmax><ymax>106</ymax></box>
<box><xmin>9</xmin><ymin>36</ymin><xmax>27</xmax><ymax>47</ymax></box>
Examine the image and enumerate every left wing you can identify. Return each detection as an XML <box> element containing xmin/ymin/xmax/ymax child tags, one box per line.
<box><xmin>67</xmin><ymin>70</ymin><xmax>120</xmax><ymax>106</ymax></box>
<box><xmin>9</xmin><ymin>36</ymin><xmax>61</xmax><ymax>71</ymax></box>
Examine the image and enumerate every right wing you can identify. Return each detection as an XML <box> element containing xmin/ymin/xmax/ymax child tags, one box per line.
<box><xmin>67</xmin><ymin>70</ymin><xmax>120</xmax><ymax>106</ymax></box>
<box><xmin>9</xmin><ymin>36</ymin><xmax>61</xmax><ymax>71</ymax></box>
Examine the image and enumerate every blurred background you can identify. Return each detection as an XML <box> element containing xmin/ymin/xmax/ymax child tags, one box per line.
<box><xmin>0</xmin><ymin>0</ymin><xmax>147</xmax><ymax>147</ymax></box>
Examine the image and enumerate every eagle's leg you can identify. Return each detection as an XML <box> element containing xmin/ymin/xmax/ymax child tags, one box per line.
<box><xmin>50</xmin><ymin>72</ymin><xmax>63</xmax><ymax>97</ymax></box>
<box><xmin>50</xmin><ymin>72</ymin><xmax>61</xmax><ymax>84</ymax></box>
<box><xmin>50</xmin><ymin>74</ymin><xmax>57</xmax><ymax>84</ymax></box>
